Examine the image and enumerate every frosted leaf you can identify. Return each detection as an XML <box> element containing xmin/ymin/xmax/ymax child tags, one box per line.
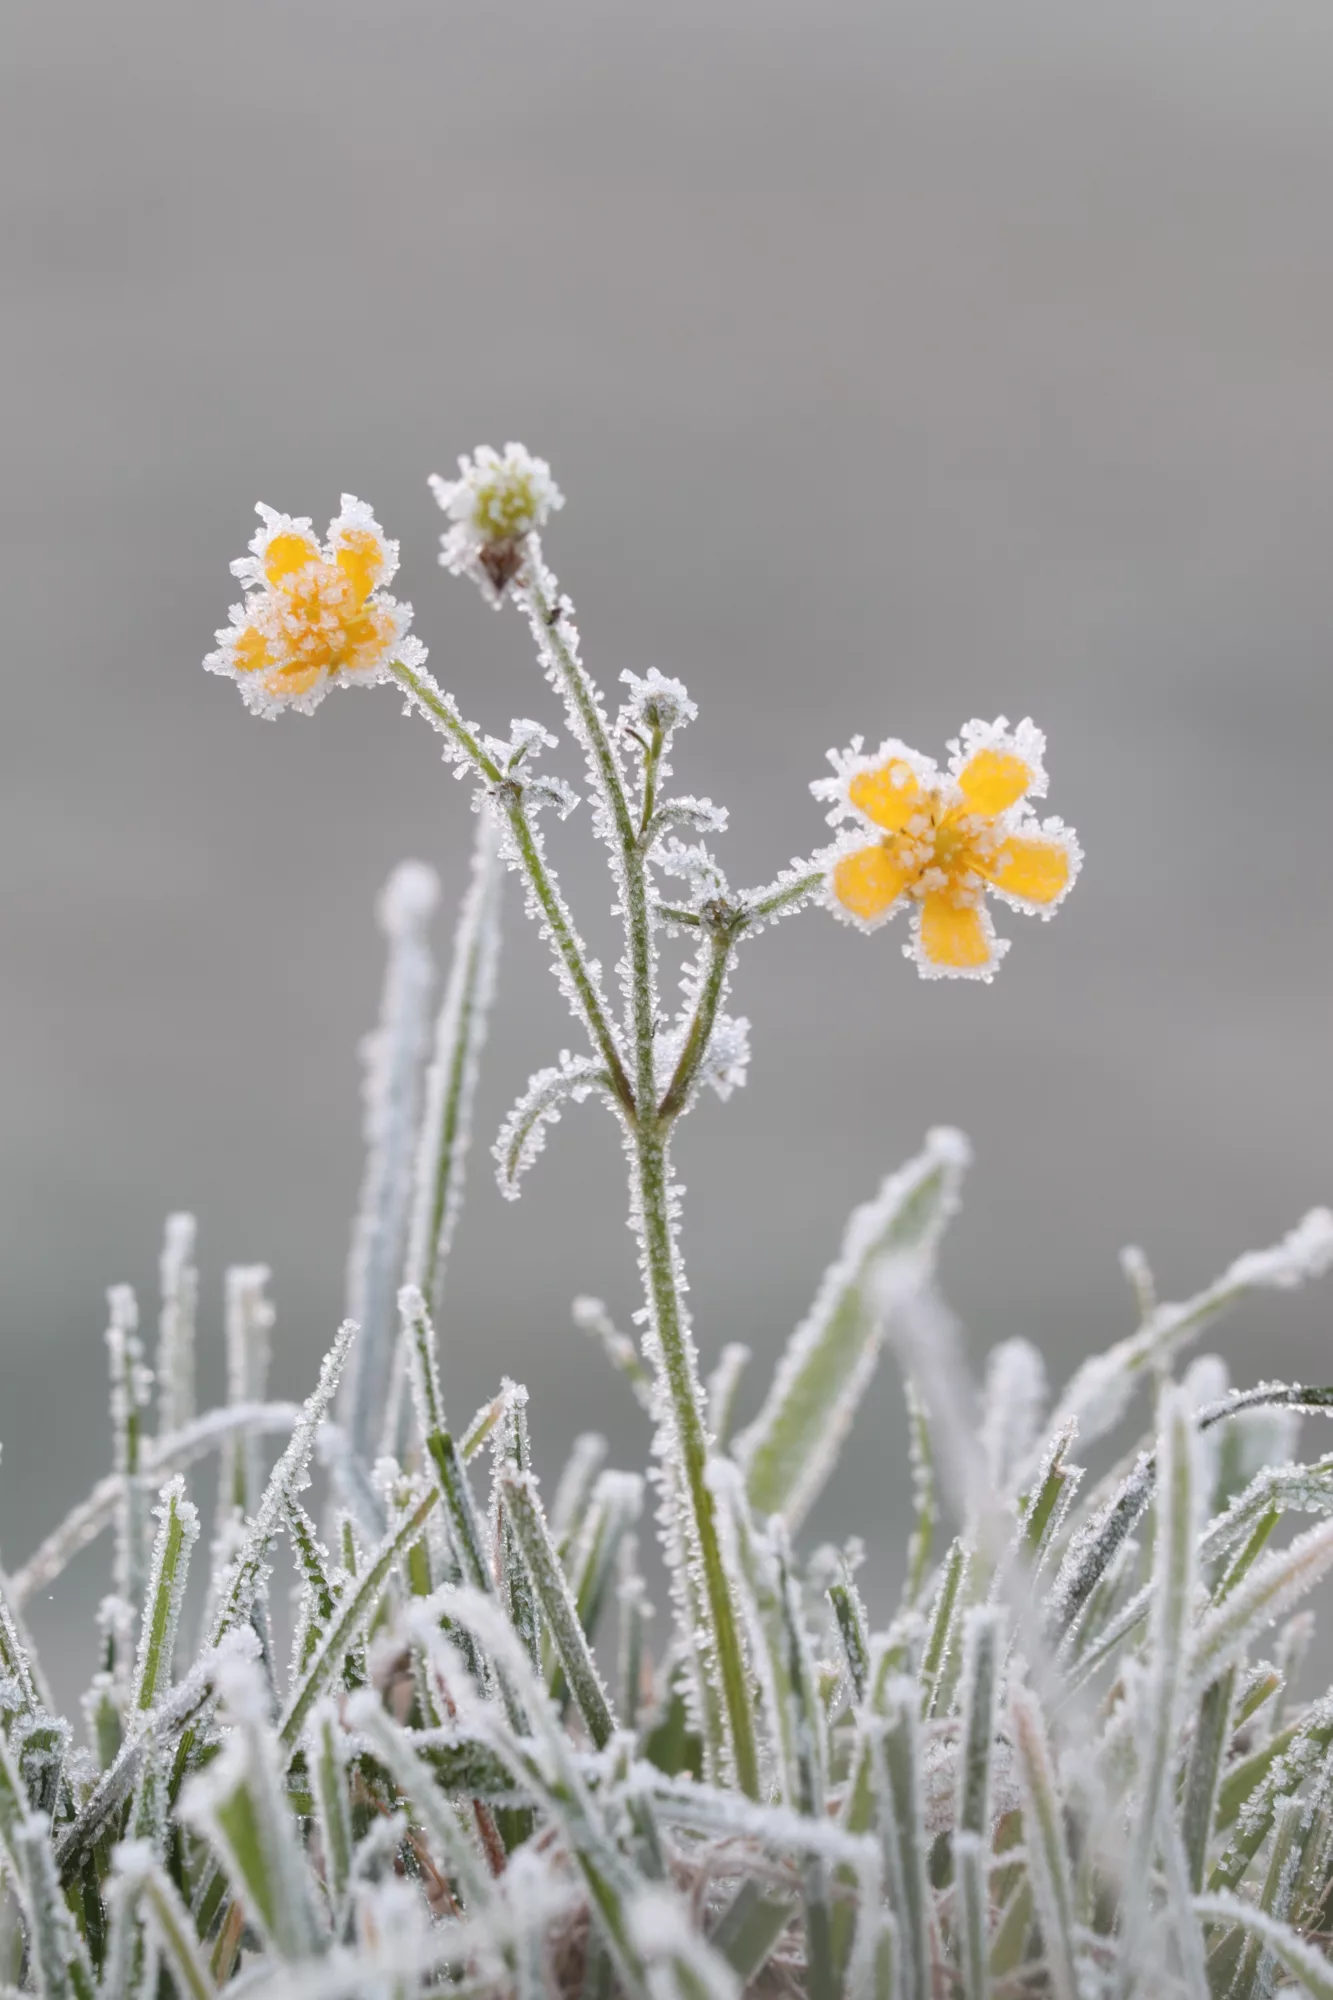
<box><xmin>1118</xmin><ymin>1389</ymin><xmax>1200</xmax><ymax>1978</ymax></box>
<box><xmin>1183</xmin><ymin>1354</ymin><xmax>1231</xmax><ymax>1503</ymax></box>
<box><xmin>706</xmin><ymin>1343</ymin><xmax>751</xmax><ymax>1450</ymax></box>
<box><xmin>402</xmin><ymin>812</ymin><xmax>502</xmax><ymax>1326</ymax></box>
<box><xmin>217</xmin><ymin>1265</ymin><xmax>276</xmax><ymax>1539</ymax></box>
<box><xmin>340</xmin><ymin>862</ymin><xmax>438</xmax><ymax>1466</ymax></box>
<box><xmin>955</xmin><ymin>1604</ymin><xmax>1004</xmax><ymax>1838</ymax></box>
<box><xmin>644</xmin><ymin>796</ymin><xmax>729</xmax><ymax>846</ymax></box>
<box><xmin>573</xmin><ymin>1297</ymin><xmax>653</xmax><ymax>1409</ymax></box>
<box><xmin>736</xmin><ymin>1127</ymin><xmax>971</xmax><ymax>1529</ymax></box>
<box><xmin>1052</xmin><ymin>1207</ymin><xmax>1333</xmax><ymax>1452</ymax></box>
<box><xmin>500</xmin><ymin>1470</ymin><xmax>618</xmax><ymax>1748</ymax></box>
<box><xmin>564</xmin><ymin>1469</ymin><xmax>644</xmax><ymax>1659</ymax></box>
<box><xmin>519</xmin><ymin>772</ymin><xmax>581</xmax><ymax>819</ymax></box>
<box><xmin>630</xmin><ymin>1886</ymin><xmax>741</xmax><ymax>2000</ymax></box>
<box><xmin>106</xmin><ymin>1285</ymin><xmax>153</xmax><ymax>1623</ymax></box>
<box><xmin>709</xmin><ymin>1466</ymin><xmax>803</xmax><ymax>1807</ymax></box>
<box><xmin>112</xmin><ymin>1843</ymin><xmax>233</xmax><ymax>2000</ymax></box>
<box><xmin>494</xmin><ymin>1054</ymin><xmax>612</xmax><ymax>1198</ymax></box>
<box><xmin>653</xmin><ymin>836</ymin><xmax>729</xmax><ymax>907</ymax></box>
<box><xmin>1188</xmin><ymin>1517</ymin><xmax>1333</xmax><ymax>1699</ymax></box>
<box><xmin>1009</xmin><ymin>1686</ymin><xmax>1081</xmax><ymax>2000</ymax></box>
<box><xmin>550</xmin><ymin>1433</ymin><xmax>609</xmax><ymax>1547</ymax></box>
<box><xmin>0</xmin><ymin>1572</ymin><xmax>42</xmax><ymax>1720</ymax></box>
<box><xmin>129</xmin><ymin>1477</ymin><xmax>199</xmax><ymax>1717</ymax></box>
<box><xmin>1194</xmin><ymin>1892</ymin><xmax>1333</xmax><ymax>2000</ymax></box>
<box><xmin>429</xmin><ymin>443</ymin><xmax>564</xmax><ymax>603</ymax></box>
<box><xmin>210</xmin><ymin>1321</ymin><xmax>356</xmax><ymax>1645</ymax></box>
<box><xmin>1046</xmin><ymin>1452</ymin><xmax>1156</xmax><ymax>1647</ymax></box>
<box><xmin>155</xmin><ymin>1213</ymin><xmax>197</xmax><ymax>1439</ymax></box>
<box><xmin>1120</xmin><ymin>1242</ymin><xmax>1157</xmax><ymax>1320</ymax></box>
<box><xmin>979</xmin><ymin>1338</ymin><xmax>1047</xmax><ymax>1497</ymax></box>
<box><xmin>646</xmin><ymin>1767</ymin><xmax>879</xmax><ymax>1866</ymax></box>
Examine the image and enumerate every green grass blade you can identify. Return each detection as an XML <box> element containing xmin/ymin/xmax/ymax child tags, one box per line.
<box><xmin>736</xmin><ymin>1129</ymin><xmax>969</xmax><ymax>1529</ymax></box>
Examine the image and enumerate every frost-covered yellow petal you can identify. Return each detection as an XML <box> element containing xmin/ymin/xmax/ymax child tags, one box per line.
<box><xmin>232</xmin><ymin>625</ymin><xmax>270</xmax><ymax>675</ymax></box>
<box><xmin>919</xmin><ymin>894</ymin><xmax>992</xmax><ymax>972</ymax></box>
<box><xmin>832</xmin><ymin>844</ymin><xmax>911</xmax><ymax>923</ymax></box>
<box><xmin>848</xmin><ymin>760</ymin><xmax>920</xmax><ymax>832</ymax></box>
<box><xmin>977</xmin><ymin>832</ymin><xmax>1072</xmax><ymax>906</ymax></box>
<box><xmin>335</xmin><ymin>529</ymin><xmax>387</xmax><ymax>604</ymax></box>
<box><xmin>267</xmin><ymin>658</ymin><xmax>323</xmax><ymax>697</ymax></box>
<box><xmin>263</xmin><ymin>530</ymin><xmax>321</xmax><ymax>587</ymax></box>
<box><xmin>956</xmin><ymin>747</ymin><xmax>1033</xmax><ymax>816</ymax></box>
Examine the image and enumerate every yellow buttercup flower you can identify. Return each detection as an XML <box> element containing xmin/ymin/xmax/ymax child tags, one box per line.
<box><xmin>205</xmin><ymin>497</ymin><xmax>424</xmax><ymax>717</ymax></box>
<box><xmin>812</xmin><ymin>717</ymin><xmax>1081</xmax><ymax>981</ymax></box>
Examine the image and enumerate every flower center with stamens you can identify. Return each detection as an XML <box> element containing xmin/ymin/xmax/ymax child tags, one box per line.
<box><xmin>889</xmin><ymin>797</ymin><xmax>998</xmax><ymax>904</ymax></box>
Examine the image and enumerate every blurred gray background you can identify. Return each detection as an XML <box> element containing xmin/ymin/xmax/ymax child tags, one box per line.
<box><xmin>5</xmin><ymin>0</ymin><xmax>1333</xmax><ymax>1699</ymax></box>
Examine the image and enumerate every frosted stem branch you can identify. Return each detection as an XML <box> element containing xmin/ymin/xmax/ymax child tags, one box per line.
<box><xmin>658</xmin><ymin>922</ymin><xmax>738</xmax><ymax>1121</ymax></box>
<box><xmin>390</xmin><ymin>658</ymin><xmax>634</xmax><ymax>1112</ymax></box>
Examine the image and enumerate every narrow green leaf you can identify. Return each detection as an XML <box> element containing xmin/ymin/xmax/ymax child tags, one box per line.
<box><xmin>305</xmin><ymin>1700</ymin><xmax>353</xmax><ymax>1927</ymax></box>
<box><xmin>1180</xmin><ymin>1669</ymin><xmax>1234</xmax><ymax>1893</ymax></box>
<box><xmin>709</xmin><ymin>1880</ymin><xmax>793</xmax><ymax>1984</ymax></box>
<box><xmin>1010</xmin><ymin>1686</ymin><xmax>1078</xmax><ymax>2000</ymax></box>
<box><xmin>953</xmin><ymin>1831</ymin><xmax>989</xmax><ymax>2000</ymax></box>
<box><xmin>920</xmin><ymin>1540</ymin><xmax>967</xmax><ymax>1719</ymax></box>
<box><xmin>1196</xmin><ymin>1891</ymin><xmax>1333</xmax><ymax>2000</ymax></box>
<box><xmin>278</xmin><ymin>1485</ymin><xmax>438</xmax><ymax>1757</ymax></box>
<box><xmin>130</xmin><ymin>1478</ymin><xmax>199</xmax><ymax>1716</ymax></box>
<box><xmin>736</xmin><ymin>1129</ymin><xmax>969</xmax><ymax>1528</ymax></box>
<box><xmin>210</xmin><ymin>1321</ymin><xmax>356</xmax><ymax>1645</ymax></box>
<box><xmin>500</xmin><ymin>1472</ymin><xmax>616</xmax><ymax>1751</ymax></box>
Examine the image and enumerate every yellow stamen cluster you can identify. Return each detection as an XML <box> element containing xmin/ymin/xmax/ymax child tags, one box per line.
<box><xmin>813</xmin><ymin>718</ymin><xmax>1081</xmax><ymax>980</ymax></box>
<box><xmin>205</xmin><ymin>498</ymin><xmax>422</xmax><ymax>717</ymax></box>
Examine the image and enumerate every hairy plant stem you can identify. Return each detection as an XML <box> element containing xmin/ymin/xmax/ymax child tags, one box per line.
<box><xmin>631</xmin><ymin>1115</ymin><xmax>758</xmax><ymax>1795</ymax></box>
<box><xmin>518</xmin><ymin>555</ymin><xmax>761</xmax><ymax>1798</ymax></box>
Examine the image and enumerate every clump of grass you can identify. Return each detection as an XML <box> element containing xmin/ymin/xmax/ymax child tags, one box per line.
<box><xmin>3</xmin><ymin>451</ymin><xmax>1332</xmax><ymax>1997</ymax></box>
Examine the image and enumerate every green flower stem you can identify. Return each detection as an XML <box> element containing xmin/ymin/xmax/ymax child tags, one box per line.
<box><xmin>742</xmin><ymin>867</ymin><xmax>825</xmax><ymax>926</ymax></box>
<box><xmin>632</xmin><ymin>1116</ymin><xmax>759</xmax><ymax>1797</ymax></box>
<box><xmin>519</xmin><ymin>558</ymin><xmax>637</xmax><ymax>850</ymax></box>
<box><xmin>390</xmin><ymin>660</ymin><xmax>503</xmax><ymax>783</ymax></box>
<box><xmin>390</xmin><ymin>660</ymin><xmax>633</xmax><ymax>1115</ymax></box>
<box><xmin>637</xmin><ymin>722</ymin><xmax>665</xmax><ymax>842</ymax></box>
